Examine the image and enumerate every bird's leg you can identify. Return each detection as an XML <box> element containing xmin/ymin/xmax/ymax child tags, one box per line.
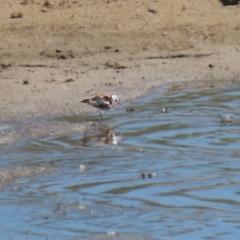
<box><xmin>100</xmin><ymin>110</ymin><xmax>103</xmax><ymax>122</ymax></box>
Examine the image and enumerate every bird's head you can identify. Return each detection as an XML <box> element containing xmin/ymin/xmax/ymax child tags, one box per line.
<box><xmin>111</xmin><ymin>94</ymin><xmax>121</xmax><ymax>105</ymax></box>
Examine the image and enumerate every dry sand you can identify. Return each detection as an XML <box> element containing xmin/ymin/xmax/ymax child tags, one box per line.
<box><xmin>1</xmin><ymin>0</ymin><xmax>240</xmax><ymax>122</ymax></box>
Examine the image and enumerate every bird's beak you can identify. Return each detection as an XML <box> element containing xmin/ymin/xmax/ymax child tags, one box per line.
<box><xmin>117</xmin><ymin>100</ymin><xmax>121</xmax><ymax>105</ymax></box>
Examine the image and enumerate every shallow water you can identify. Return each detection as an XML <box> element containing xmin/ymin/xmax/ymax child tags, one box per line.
<box><xmin>1</xmin><ymin>85</ymin><xmax>240</xmax><ymax>240</ymax></box>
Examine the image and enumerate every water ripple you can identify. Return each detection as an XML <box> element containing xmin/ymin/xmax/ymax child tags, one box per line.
<box><xmin>1</xmin><ymin>85</ymin><xmax>240</xmax><ymax>239</ymax></box>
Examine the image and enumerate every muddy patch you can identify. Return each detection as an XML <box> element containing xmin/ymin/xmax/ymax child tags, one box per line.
<box><xmin>0</xmin><ymin>166</ymin><xmax>57</xmax><ymax>190</ymax></box>
<box><xmin>40</xmin><ymin>49</ymin><xmax>75</xmax><ymax>60</ymax></box>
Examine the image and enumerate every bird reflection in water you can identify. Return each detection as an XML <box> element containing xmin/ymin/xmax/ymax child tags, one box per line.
<box><xmin>81</xmin><ymin>128</ymin><xmax>123</xmax><ymax>146</ymax></box>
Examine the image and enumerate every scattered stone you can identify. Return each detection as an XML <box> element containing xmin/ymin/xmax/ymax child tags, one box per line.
<box><xmin>126</xmin><ymin>107</ymin><xmax>134</xmax><ymax>112</ymax></box>
<box><xmin>220</xmin><ymin>0</ymin><xmax>239</xmax><ymax>5</ymax></box>
<box><xmin>148</xmin><ymin>8</ymin><xmax>158</xmax><ymax>14</ymax></box>
<box><xmin>142</xmin><ymin>173</ymin><xmax>156</xmax><ymax>179</ymax></box>
<box><xmin>104</xmin><ymin>46</ymin><xmax>112</xmax><ymax>50</ymax></box>
<box><xmin>64</xmin><ymin>78</ymin><xmax>74</xmax><ymax>83</ymax></box>
<box><xmin>43</xmin><ymin>0</ymin><xmax>53</xmax><ymax>8</ymax></box>
<box><xmin>208</xmin><ymin>63</ymin><xmax>214</xmax><ymax>68</ymax></box>
<box><xmin>105</xmin><ymin>62</ymin><xmax>126</xmax><ymax>69</ymax></box>
<box><xmin>79</xmin><ymin>165</ymin><xmax>86</xmax><ymax>172</ymax></box>
<box><xmin>162</xmin><ymin>107</ymin><xmax>170</xmax><ymax>113</ymax></box>
<box><xmin>141</xmin><ymin>173</ymin><xmax>145</xmax><ymax>179</ymax></box>
<box><xmin>10</xmin><ymin>11</ymin><xmax>23</xmax><ymax>19</ymax></box>
<box><xmin>45</xmin><ymin>79</ymin><xmax>56</xmax><ymax>83</ymax></box>
<box><xmin>0</xmin><ymin>63</ymin><xmax>11</xmax><ymax>70</ymax></box>
<box><xmin>20</xmin><ymin>0</ymin><xmax>34</xmax><ymax>4</ymax></box>
<box><xmin>23</xmin><ymin>79</ymin><xmax>29</xmax><ymax>85</ymax></box>
<box><xmin>107</xmin><ymin>231</ymin><xmax>116</xmax><ymax>236</ymax></box>
<box><xmin>76</xmin><ymin>205</ymin><xmax>87</xmax><ymax>210</ymax></box>
<box><xmin>40</xmin><ymin>50</ymin><xmax>74</xmax><ymax>60</ymax></box>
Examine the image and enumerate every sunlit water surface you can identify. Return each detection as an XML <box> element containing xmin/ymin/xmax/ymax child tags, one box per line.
<box><xmin>1</xmin><ymin>85</ymin><xmax>240</xmax><ymax>240</ymax></box>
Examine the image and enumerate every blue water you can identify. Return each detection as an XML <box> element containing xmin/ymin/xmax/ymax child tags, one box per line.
<box><xmin>1</xmin><ymin>85</ymin><xmax>240</xmax><ymax>240</ymax></box>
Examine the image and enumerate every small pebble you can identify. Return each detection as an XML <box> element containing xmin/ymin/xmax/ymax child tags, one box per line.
<box><xmin>162</xmin><ymin>107</ymin><xmax>169</xmax><ymax>113</ymax></box>
<box><xmin>142</xmin><ymin>173</ymin><xmax>156</xmax><ymax>179</ymax></box>
<box><xmin>79</xmin><ymin>165</ymin><xmax>86</xmax><ymax>172</ymax></box>
<box><xmin>107</xmin><ymin>231</ymin><xmax>116</xmax><ymax>236</ymax></box>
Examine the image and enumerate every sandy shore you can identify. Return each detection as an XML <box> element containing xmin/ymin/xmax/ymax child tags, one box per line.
<box><xmin>1</xmin><ymin>0</ymin><xmax>240</xmax><ymax>122</ymax></box>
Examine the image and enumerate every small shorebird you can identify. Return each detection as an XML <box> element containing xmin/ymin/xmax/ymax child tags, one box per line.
<box><xmin>81</xmin><ymin>94</ymin><xmax>121</xmax><ymax>121</ymax></box>
<box><xmin>218</xmin><ymin>114</ymin><xmax>235</xmax><ymax>123</ymax></box>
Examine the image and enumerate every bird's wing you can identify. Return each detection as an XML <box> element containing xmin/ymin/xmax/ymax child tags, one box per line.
<box><xmin>88</xmin><ymin>97</ymin><xmax>109</xmax><ymax>108</ymax></box>
<box><xmin>93</xmin><ymin>94</ymin><xmax>112</xmax><ymax>105</ymax></box>
<box><xmin>81</xmin><ymin>94</ymin><xmax>113</xmax><ymax>108</ymax></box>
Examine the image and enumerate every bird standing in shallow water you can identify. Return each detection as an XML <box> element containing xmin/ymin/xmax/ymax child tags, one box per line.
<box><xmin>81</xmin><ymin>94</ymin><xmax>121</xmax><ymax>121</ymax></box>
